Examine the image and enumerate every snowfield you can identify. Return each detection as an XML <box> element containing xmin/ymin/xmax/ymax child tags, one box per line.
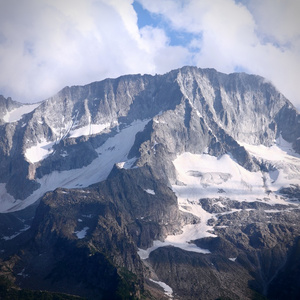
<box><xmin>1</xmin><ymin>119</ymin><xmax>149</xmax><ymax>212</ymax></box>
<box><xmin>138</xmin><ymin>137</ymin><xmax>300</xmax><ymax>258</ymax></box>
<box><xmin>2</xmin><ymin>115</ymin><xmax>300</xmax><ymax>258</ymax></box>
<box><xmin>3</xmin><ymin>103</ymin><xmax>40</xmax><ymax>123</ymax></box>
<box><xmin>69</xmin><ymin>122</ymin><xmax>110</xmax><ymax>138</ymax></box>
<box><xmin>25</xmin><ymin>140</ymin><xmax>56</xmax><ymax>163</ymax></box>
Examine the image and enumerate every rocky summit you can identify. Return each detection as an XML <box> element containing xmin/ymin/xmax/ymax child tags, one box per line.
<box><xmin>0</xmin><ymin>66</ymin><xmax>299</xmax><ymax>299</ymax></box>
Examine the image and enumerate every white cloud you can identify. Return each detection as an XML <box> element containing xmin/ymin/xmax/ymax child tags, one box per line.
<box><xmin>0</xmin><ymin>0</ymin><xmax>299</xmax><ymax>110</ymax></box>
<box><xmin>247</xmin><ymin>0</ymin><xmax>300</xmax><ymax>45</ymax></box>
<box><xmin>0</xmin><ymin>0</ymin><xmax>188</xmax><ymax>102</ymax></box>
<box><xmin>138</xmin><ymin>0</ymin><xmax>300</xmax><ymax>109</ymax></box>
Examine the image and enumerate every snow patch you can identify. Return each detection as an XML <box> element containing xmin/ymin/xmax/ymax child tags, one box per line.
<box><xmin>75</xmin><ymin>227</ymin><xmax>89</xmax><ymax>239</ymax></box>
<box><xmin>3</xmin><ymin>103</ymin><xmax>40</xmax><ymax>123</ymax></box>
<box><xmin>82</xmin><ymin>214</ymin><xmax>93</xmax><ymax>218</ymax></box>
<box><xmin>25</xmin><ymin>140</ymin><xmax>55</xmax><ymax>163</ymax></box>
<box><xmin>2</xmin><ymin>119</ymin><xmax>149</xmax><ymax>212</ymax></box>
<box><xmin>239</xmin><ymin>136</ymin><xmax>300</xmax><ymax>162</ymax></box>
<box><xmin>149</xmin><ymin>279</ymin><xmax>173</xmax><ymax>298</ymax></box>
<box><xmin>69</xmin><ymin>123</ymin><xmax>110</xmax><ymax>138</ymax></box>
<box><xmin>229</xmin><ymin>257</ymin><xmax>237</xmax><ymax>262</ymax></box>
<box><xmin>144</xmin><ymin>189</ymin><xmax>155</xmax><ymax>195</ymax></box>
<box><xmin>138</xmin><ymin>236</ymin><xmax>210</xmax><ymax>260</ymax></box>
<box><xmin>17</xmin><ymin>268</ymin><xmax>29</xmax><ymax>278</ymax></box>
<box><xmin>60</xmin><ymin>151</ymin><xmax>68</xmax><ymax>157</ymax></box>
<box><xmin>116</xmin><ymin>157</ymin><xmax>137</xmax><ymax>169</ymax></box>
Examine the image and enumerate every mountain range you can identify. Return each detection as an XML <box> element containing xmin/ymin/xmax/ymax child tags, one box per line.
<box><xmin>0</xmin><ymin>66</ymin><xmax>300</xmax><ymax>299</ymax></box>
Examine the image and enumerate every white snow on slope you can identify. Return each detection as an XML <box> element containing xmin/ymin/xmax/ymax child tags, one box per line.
<box><xmin>170</xmin><ymin>141</ymin><xmax>300</xmax><ymax>250</ymax></box>
<box><xmin>0</xmin><ymin>183</ymin><xmax>17</xmax><ymax>212</ymax></box>
<box><xmin>241</xmin><ymin>135</ymin><xmax>300</xmax><ymax>161</ymax></box>
<box><xmin>69</xmin><ymin>123</ymin><xmax>110</xmax><ymax>138</ymax></box>
<box><xmin>1</xmin><ymin>119</ymin><xmax>149</xmax><ymax>213</ymax></box>
<box><xmin>74</xmin><ymin>227</ymin><xmax>89</xmax><ymax>239</ymax></box>
<box><xmin>25</xmin><ymin>121</ymin><xmax>111</xmax><ymax>163</ymax></box>
<box><xmin>3</xmin><ymin>103</ymin><xmax>40</xmax><ymax>123</ymax></box>
<box><xmin>137</xmin><ymin>198</ymin><xmax>214</xmax><ymax>259</ymax></box>
<box><xmin>149</xmin><ymin>279</ymin><xmax>173</xmax><ymax>298</ymax></box>
<box><xmin>144</xmin><ymin>189</ymin><xmax>155</xmax><ymax>195</ymax></box>
<box><xmin>68</xmin><ymin>99</ymin><xmax>111</xmax><ymax>138</ymax></box>
<box><xmin>239</xmin><ymin>136</ymin><xmax>300</xmax><ymax>194</ymax></box>
<box><xmin>116</xmin><ymin>157</ymin><xmax>137</xmax><ymax>169</ymax></box>
<box><xmin>138</xmin><ymin>223</ymin><xmax>212</xmax><ymax>259</ymax></box>
<box><xmin>137</xmin><ymin>196</ymin><xmax>214</xmax><ymax>259</ymax></box>
<box><xmin>173</xmin><ymin>153</ymin><xmax>267</xmax><ymax>202</ymax></box>
<box><xmin>2</xmin><ymin>225</ymin><xmax>30</xmax><ymax>241</ymax></box>
<box><xmin>25</xmin><ymin>140</ymin><xmax>56</xmax><ymax>163</ymax></box>
<box><xmin>173</xmin><ymin>147</ymin><xmax>300</xmax><ymax>204</ymax></box>
<box><xmin>139</xmin><ymin>137</ymin><xmax>300</xmax><ymax>258</ymax></box>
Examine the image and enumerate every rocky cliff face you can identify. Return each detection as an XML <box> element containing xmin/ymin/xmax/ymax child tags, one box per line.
<box><xmin>0</xmin><ymin>66</ymin><xmax>299</xmax><ymax>208</ymax></box>
<box><xmin>1</xmin><ymin>166</ymin><xmax>185</xmax><ymax>299</ymax></box>
<box><xmin>0</xmin><ymin>66</ymin><xmax>300</xmax><ymax>299</ymax></box>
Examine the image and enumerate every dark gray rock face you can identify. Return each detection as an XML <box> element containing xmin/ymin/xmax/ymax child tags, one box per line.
<box><xmin>145</xmin><ymin>198</ymin><xmax>300</xmax><ymax>300</ymax></box>
<box><xmin>0</xmin><ymin>96</ymin><xmax>22</xmax><ymax>124</ymax></box>
<box><xmin>149</xmin><ymin>246</ymin><xmax>255</xmax><ymax>300</ymax></box>
<box><xmin>0</xmin><ymin>166</ymin><xmax>186</xmax><ymax>299</ymax></box>
<box><xmin>267</xmin><ymin>237</ymin><xmax>300</xmax><ymax>300</ymax></box>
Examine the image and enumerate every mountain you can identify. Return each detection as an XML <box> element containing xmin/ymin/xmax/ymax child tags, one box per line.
<box><xmin>0</xmin><ymin>66</ymin><xmax>300</xmax><ymax>299</ymax></box>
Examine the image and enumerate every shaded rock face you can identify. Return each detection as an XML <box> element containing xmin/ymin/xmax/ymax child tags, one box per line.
<box><xmin>146</xmin><ymin>198</ymin><xmax>300</xmax><ymax>300</ymax></box>
<box><xmin>0</xmin><ymin>96</ymin><xmax>22</xmax><ymax>124</ymax></box>
<box><xmin>267</xmin><ymin>237</ymin><xmax>300</xmax><ymax>300</ymax></box>
<box><xmin>149</xmin><ymin>246</ymin><xmax>255</xmax><ymax>300</ymax></box>
<box><xmin>0</xmin><ymin>166</ymin><xmax>184</xmax><ymax>299</ymax></box>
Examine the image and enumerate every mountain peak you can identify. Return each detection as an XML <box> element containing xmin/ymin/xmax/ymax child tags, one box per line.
<box><xmin>0</xmin><ymin>66</ymin><xmax>300</xmax><ymax>300</ymax></box>
<box><xmin>0</xmin><ymin>66</ymin><xmax>298</xmax><ymax>211</ymax></box>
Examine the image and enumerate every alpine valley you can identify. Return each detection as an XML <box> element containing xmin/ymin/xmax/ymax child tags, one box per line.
<box><xmin>0</xmin><ymin>66</ymin><xmax>300</xmax><ymax>300</ymax></box>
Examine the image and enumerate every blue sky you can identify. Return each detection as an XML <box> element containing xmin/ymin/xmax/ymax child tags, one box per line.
<box><xmin>0</xmin><ymin>0</ymin><xmax>299</xmax><ymax>109</ymax></box>
<box><xmin>133</xmin><ymin>1</ymin><xmax>200</xmax><ymax>48</ymax></box>
<box><xmin>133</xmin><ymin>1</ymin><xmax>155</xmax><ymax>29</ymax></box>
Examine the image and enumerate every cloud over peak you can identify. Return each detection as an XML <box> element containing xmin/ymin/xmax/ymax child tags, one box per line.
<box><xmin>0</xmin><ymin>0</ymin><xmax>299</xmax><ymax>109</ymax></box>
